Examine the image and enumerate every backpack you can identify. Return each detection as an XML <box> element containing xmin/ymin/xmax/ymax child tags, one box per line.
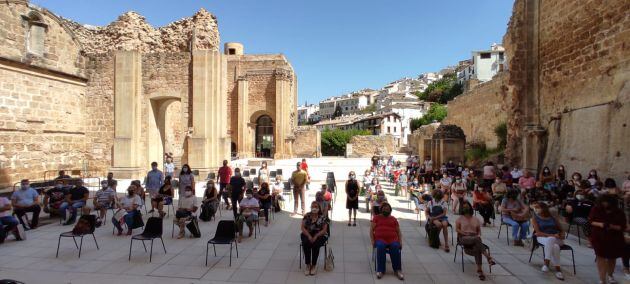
<box><xmin>426</xmin><ymin>223</ymin><xmax>441</xmax><ymax>249</ymax></box>
<box><xmin>186</xmin><ymin>216</ymin><xmax>201</xmax><ymax>238</ymax></box>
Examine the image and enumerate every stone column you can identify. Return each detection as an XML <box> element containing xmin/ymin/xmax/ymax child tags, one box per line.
<box><xmin>110</xmin><ymin>51</ymin><xmax>143</xmax><ymax>179</ymax></box>
<box><xmin>188</xmin><ymin>50</ymin><xmax>227</xmax><ymax>177</ymax></box>
<box><xmin>522</xmin><ymin>125</ymin><xmax>546</xmax><ymax>173</ymax></box>
<box><xmin>274</xmin><ymin>70</ymin><xmax>291</xmax><ymax>159</ymax></box>
<box><xmin>237</xmin><ymin>77</ymin><xmax>252</xmax><ymax>157</ymax></box>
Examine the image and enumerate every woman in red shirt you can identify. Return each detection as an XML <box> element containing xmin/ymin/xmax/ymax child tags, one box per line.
<box><xmin>370</xmin><ymin>202</ymin><xmax>404</xmax><ymax>280</ymax></box>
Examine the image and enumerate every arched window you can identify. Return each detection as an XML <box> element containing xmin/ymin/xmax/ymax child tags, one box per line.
<box><xmin>23</xmin><ymin>11</ymin><xmax>47</xmax><ymax>56</ymax></box>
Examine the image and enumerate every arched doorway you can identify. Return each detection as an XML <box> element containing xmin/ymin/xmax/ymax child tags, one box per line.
<box><xmin>147</xmin><ymin>97</ymin><xmax>184</xmax><ymax>171</ymax></box>
<box><xmin>255</xmin><ymin>115</ymin><xmax>274</xmax><ymax>158</ymax></box>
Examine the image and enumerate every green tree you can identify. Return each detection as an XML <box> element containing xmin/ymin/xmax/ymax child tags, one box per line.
<box><xmin>417</xmin><ymin>73</ymin><xmax>463</xmax><ymax>103</ymax></box>
<box><xmin>320</xmin><ymin>128</ymin><xmax>370</xmax><ymax>156</ymax></box>
<box><xmin>332</xmin><ymin>105</ymin><xmax>343</xmax><ymax>118</ymax></box>
<box><xmin>410</xmin><ymin>103</ymin><xmax>448</xmax><ymax>132</ymax></box>
<box><xmin>494</xmin><ymin>122</ymin><xmax>507</xmax><ymax>150</ymax></box>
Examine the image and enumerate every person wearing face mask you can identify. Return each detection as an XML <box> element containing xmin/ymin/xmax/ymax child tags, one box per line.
<box><xmin>539</xmin><ymin>166</ymin><xmax>556</xmax><ymax>191</ymax></box>
<box><xmin>589</xmin><ymin>194</ymin><xmax>627</xmax><ymax>284</ymax></box>
<box><xmin>257</xmin><ymin>182</ymin><xmax>272</xmax><ymax>226</ymax></box>
<box><xmin>473</xmin><ymin>185</ymin><xmax>494</xmax><ymax>226</ymax></box>
<box><xmin>58</xmin><ymin>179</ymin><xmax>89</xmax><ymax>226</ymax></box>
<box><xmin>499</xmin><ymin>190</ymin><xmax>530</xmax><ymax>246</ymax></box>
<box><xmin>174</xmin><ymin>186</ymin><xmax>198</xmax><ymax>239</ymax></box>
<box><xmin>229</xmin><ymin>168</ymin><xmax>246</xmax><ymax>218</ymax></box>
<box><xmin>439</xmin><ymin>174</ymin><xmax>452</xmax><ymax>194</ymax></box>
<box><xmin>300</xmin><ymin>201</ymin><xmax>328</xmax><ymax>276</ymax></box>
<box><xmin>145</xmin><ymin>161</ymin><xmax>164</xmax><ymax>213</ymax></box>
<box><xmin>112</xmin><ymin>186</ymin><xmax>142</xmax><ymax>236</ymax></box>
<box><xmin>178</xmin><ymin>164</ymin><xmax>195</xmax><ymax>197</ymax></box>
<box><xmin>236</xmin><ymin>189</ymin><xmax>259</xmax><ymax>242</ymax></box>
<box><xmin>450</xmin><ymin>176</ymin><xmax>467</xmax><ymax>214</ymax></box>
<box><xmin>426</xmin><ymin>190</ymin><xmax>450</xmax><ymax>252</ymax></box>
<box><xmin>587</xmin><ymin>170</ymin><xmax>600</xmax><ymax>187</ymax></box>
<box><xmin>398</xmin><ymin>170</ymin><xmax>408</xmax><ymax>197</ymax></box>
<box><xmin>0</xmin><ymin>194</ymin><xmax>22</xmax><ymax>242</ymax></box>
<box><xmin>564</xmin><ymin>187</ymin><xmax>593</xmax><ymax>244</ymax></box>
<box><xmin>371</xmin><ymin>202</ymin><xmax>404</xmax><ymax>280</ymax></box>
<box><xmin>44</xmin><ymin>179</ymin><xmax>69</xmax><ymax>217</ymax></box>
<box><xmin>271</xmin><ymin>176</ymin><xmax>285</xmax><ymax>212</ymax></box>
<box><xmin>511</xmin><ymin>166</ymin><xmax>523</xmax><ymax>185</ymax></box>
<box><xmin>373</xmin><ymin>190</ymin><xmax>388</xmax><ymax>217</ymax></box>
<box><xmin>456</xmin><ymin>201</ymin><xmax>496</xmax><ymax>281</ymax></box>
<box><xmin>491</xmin><ymin>177</ymin><xmax>507</xmax><ymax>210</ymax></box>
<box><xmin>93</xmin><ymin>180</ymin><xmax>116</xmax><ymax>226</ymax></box>
<box><xmin>531</xmin><ymin>202</ymin><xmax>566</xmax><ymax>280</ymax></box>
<box><xmin>11</xmin><ymin>179</ymin><xmax>41</xmax><ymax>230</ymax></box>
<box><xmin>346</xmin><ymin>171</ymin><xmax>359</xmax><ymax>226</ymax></box>
<box><xmin>365</xmin><ymin>178</ymin><xmax>378</xmax><ymax>212</ymax></box>
<box><xmin>556</xmin><ymin>165</ymin><xmax>567</xmax><ymax>183</ymax></box>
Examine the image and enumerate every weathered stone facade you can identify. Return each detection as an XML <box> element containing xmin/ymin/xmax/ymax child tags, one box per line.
<box><xmin>347</xmin><ymin>135</ymin><xmax>397</xmax><ymax>158</ymax></box>
<box><xmin>0</xmin><ymin>0</ymin><xmax>298</xmax><ymax>187</ymax></box>
<box><xmin>504</xmin><ymin>0</ymin><xmax>629</xmax><ymax>180</ymax></box>
<box><xmin>293</xmin><ymin>126</ymin><xmax>321</xmax><ymax>158</ymax></box>
<box><xmin>444</xmin><ymin>72</ymin><xmax>510</xmax><ymax>148</ymax></box>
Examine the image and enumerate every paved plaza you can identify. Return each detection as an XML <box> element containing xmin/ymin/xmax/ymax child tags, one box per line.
<box><xmin>0</xmin><ymin>162</ymin><xmax>622</xmax><ymax>284</ymax></box>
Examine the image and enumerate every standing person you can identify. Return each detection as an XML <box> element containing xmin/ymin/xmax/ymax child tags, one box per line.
<box><xmin>112</xmin><ymin>186</ymin><xmax>141</xmax><ymax>236</ymax></box>
<box><xmin>271</xmin><ymin>176</ymin><xmax>284</xmax><ymax>212</ymax></box>
<box><xmin>371</xmin><ymin>202</ymin><xmax>404</xmax><ymax>280</ymax></box>
<box><xmin>152</xmin><ymin>176</ymin><xmax>174</xmax><ymax>217</ymax></box>
<box><xmin>426</xmin><ymin>190</ymin><xmax>450</xmax><ymax>252</ymax></box>
<box><xmin>589</xmin><ymin>194</ymin><xmax>626</xmax><ymax>284</ymax></box>
<box><xmin>499</xmin><ymin>190</ymin><xmax>530</xmax><ymax>246</ymax></box>
<box><xmin>218</xmin><ymin>160</ymin><xmax>233</xmax><ymax>210</ymax></box>
<box><xmin>300</xmin><ymin>201</ymin><xmax>328</xmax><ymax>276</ymax></box>
<box><xmin>398</xmin><ymin>170</ymin><xmax>408</xmax><ymax>197</ymax></box>
<box><xmin>456</xmin><ymin>201</ymin><xmax>496</xmax><ymax>281</ymax></box>
<box><xmin>482</xmin><ymin>162</ymin><xmax>496</xmax><ymax>188</ymax></box>
<box><xmin>200</xmin><ymin>180</ymin><xmax>219</xmax><ymax>222</ymax></box>
<box><xmin>164</xmin><ymin>157</ymin><xmax>175</xmax><ymax>178</ymax></box>
<box><xmin>178</xmin><ymin>164</ymin><xmax>195</xmax><ymax>196</ymax></box>
<box><xmin>258</xmin><ymin>161</ymin><xmax>270</xmax><ymax>185</ymax></box>
<box><xmin>258</xmin><ymin>182</ymin><xmax>272</xmax><ymax>226</ymax></box>
<box><xmin>229</xmin><ymin>168</ymin><xmax>246</xmax><ymax>218</ymax></box>
<box><xmin>174</xmin><ymin>186</ymin><xmax>198</xmax><ymax>239</ymax></box>
<box><xmin>145</xmin><ymin>161</ymin><xmax>164</xmax><ymax>213</ymax></box>
<box><xmin>11</xmin><ymin>179</ymin><xmax>41</xmax><ymax>230</ymax></box>
<box><xmin>423</xmin><ymin>156</ymin><xmax>433</xmax><ymax>176</ymax></box>
<box><xmin>300</xmin><ymin>159</ymin><xmax>310</xmax><ymax>190</ymax></box>
<box><xmin>106</xmin><ymin>172</ymin><xmax>117</xmax><ymax>187</ymax></box>
<box><xmin>531</xmin><ymin>202</ymin><xmax>566</xmax><ymax>280</ymax></box>
<box><xmin>346</xmin><ymin>171</ymin><xmax>359</xmax><ymax>226</ymax></box>
<box><xmin>291</xmin><ymin>162</ymin><xmax>308</xmax><ymax>216</ymax></box>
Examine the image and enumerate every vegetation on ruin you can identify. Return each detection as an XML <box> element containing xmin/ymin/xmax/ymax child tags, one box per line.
<box><xmin>332</xmin><ymin>105</ymin><xmax>343</xmax><ymax>118</ymax></box>
<box><xmin>409</xmin><ymin>103</ymin><xmax>448</xmax><ymax>132</ymax></box>
<box><xmin>360</xmin><ymin>103</ymin><xmax>377</xmax><ymax>114</ymax></box>
<box><xmin>416</xmin><ymin>73</ymin><xmax>463</xmax><ymax>104</ymax></box>
<box><xmin>321</xmin><ymin>128</ymin><xmax>371</xmax><ymax>156</ymax></box>
<box><xmin>494</xmin><ymin>122</ymin><xmax>507</xmax><ymax>150</ymax></box>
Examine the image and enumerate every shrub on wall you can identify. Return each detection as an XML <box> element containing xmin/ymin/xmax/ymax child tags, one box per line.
<box><xmin>321</xmin><ymin>128</ymin><xmax>371</xmax><ymax>156</ymax></box>
<box><xmin>410</xmin><ymin>103</ymin><xmax>448</xmax><ymax>132</ymax></box>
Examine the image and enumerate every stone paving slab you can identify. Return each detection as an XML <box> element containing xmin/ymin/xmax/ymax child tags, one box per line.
<box><xmin>0</xmin><ymin>170</ymin><xmax>625</xmax><ymax>283</ymax></box>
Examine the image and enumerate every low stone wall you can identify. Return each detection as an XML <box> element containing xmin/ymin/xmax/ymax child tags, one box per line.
<box><xmin>443</xmin><ymin>72</ymin><xmax>510</xmax><ymax>148</ymax></box>
<box><xmin>347</xmin><ymin>135</ymin><xmax>396</xmax><ymax>158</ymax></box>
<box><xmin>293</xmin><ymin>126</ymin><xmax>320</xmax><ymax>158</ymax></box>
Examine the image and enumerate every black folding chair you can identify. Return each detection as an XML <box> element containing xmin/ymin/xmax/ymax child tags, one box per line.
<box><xmin>453</xmin><ymin>239</ymin><xmax>491</xmax><ymax>273</ymax></box>
<box><xmin>497</xmin><ymin>217</ymin><xmax>513</xmax><ymax>245</ymax></box>
<box><xmin>299</xmin><ymin>239</ymin><xmax>328</xmax><ymax>269</ymax></box>
<box><xmin>206</xmin><ymin>220</ymin><xmax>239</xmax><ymax>266</ymax></box>
<box><xmin>528</xmin><ymin>233</ymin><xmax>576</xmax><ymax>275</ymax></box>
<box><xmin>371</xmin><ymin>244</ymin><xmax>402</xmax><ymax>272</ymax></box>
<box><xmin>56</xmin><ymin>215</ymin><xmax>99</xmax><ymax>258</ymax></box>
<box><xmin>129</xmin><ymin>217</ymin><xmax>167</xmax><ymax>262</ymax></box>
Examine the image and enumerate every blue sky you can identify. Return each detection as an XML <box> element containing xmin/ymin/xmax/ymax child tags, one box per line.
<box><xmin>33</xmin><ymin>0</ymin><xmax>514</xmax><ymax>105</ymax></box>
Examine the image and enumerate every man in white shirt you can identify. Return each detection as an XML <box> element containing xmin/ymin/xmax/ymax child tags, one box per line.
<box><xmin>236</xmin><ymin>189</ymin><xmax>259</xmax><ymax>242</ymax></box>
<box><xmin>175</xmin><ymin>186</ymin><xmax>198</xmax><ymax>239</ymax></box>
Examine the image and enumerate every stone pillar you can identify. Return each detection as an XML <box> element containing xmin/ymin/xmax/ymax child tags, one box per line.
<box><xmin>110</xmin><ymin>51</ymin><xmax>143</xmax><ymax>179</ymax></box>
<box><xmin>274</xmin><ymin>70</ymin><xmax>291</xmax><ymax>159</ymax></box>
<box><xmin>188</xmin><ymin>50</ymin><xmax>227</xmax><ymax>177</ymax></box>
<box><xmin>237</xmin><ymin>77</ymin><xmax>252</xmax><ymax>157</ymax></box>
<box><xmin>522</xmin><ymin>124</ymin><xmax>546</xmax><ymax>173</ymax></box>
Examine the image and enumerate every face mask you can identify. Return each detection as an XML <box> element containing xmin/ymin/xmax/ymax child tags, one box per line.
<box><xmin>185</xmin><ymin>191</ymin><xmax>193</xmax><ymax>197</ymax></box>
<box><xmin>311</xmin><ymin>208</ymin><xmax>319</xmax><ymax>214</ymax></box>
<box><xmin>534</xmin><ymin>208</ymin><xmax>542</xmax><ymax>215</ymax></box>
<box><xmin>544</xmin><ymin>169</ymin><xmax>549</xmax><ymax>173</ymax></box>
<box><xmin>349</xmin><ymin>175</ymin><xmax>356</xmax><ymax>180</ymax></box>
<box><xmin>576</xmin><ymin>195</ymin><xmax>584</xmax><ymax>200</ymax></box>
<box><xmin>152</xmin><ymin>166</ymin><xmax>157</xmax><ymax>170</ymax></box>
<box><xmin>21</xmin><ymin>185</ymin><xmax>28</xmax><ymax>190</ymax></box>
<box><xmin>456</xmin><ymin>179</ymin><xmax>461</xmax><ymax>183</ymax></box>
<box><xmin>382</xmin><ymin>210</ymin><xmax>391</xmax><ymax>217</ymax></box>
<box><xmin>246</xmin><ymin>194</ymin><xmax>253</xmax><ymax>199</ymax></box>
<box><xmin>56</xmin><ymin>184</ymin><xmax>63</xmax><ymax>189</ymax></box>
<box><xmin>183</xmin><ymin>168</ymin><xmax>189</xmax><ymax>172</ymax></box>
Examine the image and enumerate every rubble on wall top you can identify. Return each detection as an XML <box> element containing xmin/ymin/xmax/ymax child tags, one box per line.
<box><xmin>432</xmin><ymin>124</ymin><xmax>466</xmax><ymax>140</ymax></box>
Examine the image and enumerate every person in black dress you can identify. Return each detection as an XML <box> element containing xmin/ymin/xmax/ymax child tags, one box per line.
<box><xmin>346</xmin><ymin>171</ymin><xmax>359</xmax><ymax>226</ymax></box>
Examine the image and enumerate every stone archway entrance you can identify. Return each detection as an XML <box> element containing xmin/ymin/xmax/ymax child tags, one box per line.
<box><xmin>147</xmin><ymin>97</ymin><xmax>183</xmax><ymax>171</ymax></box>
<box><xmin>255</xmin><ymin>115</ymin><xmax>274</xmax><ymax>158</ymax></box>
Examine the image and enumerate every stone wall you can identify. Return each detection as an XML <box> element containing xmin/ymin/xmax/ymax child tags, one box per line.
<box><xmin>347</xmin><ymin>135</ymin><xmax>397</xmax><ymax>158</ymax></box>
<box><xmin>443</xmin><ymin>72</ymin><xmax>509</xmax><ymax>148</ymax></box>
<box><xmin>293</xmin><ymin>126</ymin><xmax>320</xmax><ymax>158</ymax></box>
<box><xmin>407</xmin><ymin>123</ymin><xmax>439</xmax><ymax>157</ymax></box>
<box><xmin>504</xmin><ymin>0</ymin><xmax>630</xmax><ymax>180</ymax></box>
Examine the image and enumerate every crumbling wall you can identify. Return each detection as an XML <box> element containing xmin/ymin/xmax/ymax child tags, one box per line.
<box><xmin>293</xmin><ymin>126</ymin><xmax>320</xmax><ymax>158</ymax></box>
<box><xmin>444</xmin><ymin>72</ymin><xmax>509</xmax><ymax>148</ymax></box>
<box><xmin>348</xmin><ymin>135</ymin><xmax>397</xmax><ymax>158</ymax></box>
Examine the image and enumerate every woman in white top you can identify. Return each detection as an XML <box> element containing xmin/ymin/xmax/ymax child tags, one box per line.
<box><xmin>258</xmin><ymin>161</ymin><xmax>270</xmax><ymax>185</ymax></box>
<box><xmin>112</xmin><ymin>186</ymin><xmax>142</xmax><ymax>236</ymax></box>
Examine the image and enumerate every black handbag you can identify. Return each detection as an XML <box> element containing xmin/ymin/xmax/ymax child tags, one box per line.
<box><xmin>131</xmin><ymin>210</ymin><xmax>144</xmax><ymax>229</ymax></box>
<box><xmin>186</xmin><ymin>217</ymin><xmax>201</xmax><ymax>238</ymax></box>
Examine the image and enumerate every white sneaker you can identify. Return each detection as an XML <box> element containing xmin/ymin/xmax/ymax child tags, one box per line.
<box><xmin>554</xmin><ymin>272</ymin><xmax>564</xmax><ymax>280</ymax></box>
<box><xmin>541</xmin><ymin>265</ymin><xmax>549</xmax><ymax>272</ymax></box>
<box><xmin>607</xmin><ymin>275</ymin><xmax>617</xmax><ymax>284</ymax></box>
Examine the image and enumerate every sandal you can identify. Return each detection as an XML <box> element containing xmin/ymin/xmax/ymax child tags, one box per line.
<box><xmin>488</xmin><ymin>257</ymin><xmax>496</xmax><ymax>266</ymax></box>
<box><xmin>477</xmin><ymin>270</ymin><xmax>486</xmax><ymax>281</ymax></box>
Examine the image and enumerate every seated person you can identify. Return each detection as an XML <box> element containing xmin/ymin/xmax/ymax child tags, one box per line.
<box><xmin>112</xmin><ymin>186</ymin><xmax>142</xmax><ymax>236</ymax></box>
<box><xmin>450</xmin><ymin>176</ymin><xmax>467</xmax><ymax>214</ymax></box>
<box><xmin>564</xmin><ymin>188</ymin><xmax>594</xmax><ymax>243</ymax></box>
<box><xmin>372</xmin><ymin>190</ymin><xmax>387</xmax><ymax>216</ymax></box>
<box><xmin>301</xmin><ymin>201</ymin><xmax>329</xmax><ymax>276</ymax></box>
<box><xmin>201</xmin><ymin>180</ymin><xmax>219</xmax><ymax>221</ymax></box>
<box><xmin>257</xmin><ymin>182</ymin><xmax>272</xmax><ymax>226</ymax></box>
<box><xmin>426</xmin><ymin>190</ymin><xmax>450</xmax><ymax>252</ymax></box>
<box><xmin>130</xmin><ymin>180</ymin><xmax>146</xmax><ymax>205</ymax></box>
<box><xmin>152</xmin><ymin>176</ymin><xmax>174</xmax><ymax>217</ymax></box>
<box><xmin>93</xmin><ymin>180</ymin><xmax>116</xmax><ymax>226</ymax></box>
<box><xmin>500</xmin><ymin>190</ymin><xmax>530</xmax><ymax>246</ymax></box>
<box><xmin>175</xmin><ymin>186</ymin><xmax>198</xmax><ymax>239</ymax></box>
<box><xmin>44</xmin><ymin>179</ymin><xmax>69</xmax><ymax>216</ymax></box>
<box><xmin>59</xmin><ymin>179</ymin><xmax>89</xmax><ymax>225</ymax></box>
<box><xmin>11</xmin><ymin>179</ymin><xmax>41</xmax><ymax>230</ymax></box>
<box><xmin>54</xmin><ymin>170</ymin><xmax>71</xmax><ymax>180</ymax></box>
<box><xmin>271</xmin><ymin>176</ymin><xmax>285</xmax><ymax>212</ymax></box>
<box><xmin>455</xmin><ymin>201</ymin><xmax>496</xmax><ymax>281</ymax></box>
<box><xmin>236</xmin><ymin>189</ymin><xmax>259</xmax><ymax>242</ymax></box>
<box><xmin>531</xmin><ymin>202</ymin><xmax>566</xmax><ymax>280</ymax></box>
<box><xmin>370</xmin><ymin>202</ymin><xmax>404</xmax><ymax>280</ymax></box>
<box><xmin>472</xmin><ymin>186</ymin><xmax>494</xmax><ymax>226</ymax></box>
<box><xmin>491</xmin><ymin>177</ymin><xmax>508</xmax><ymax>210</ymax></box>
<box><xmin>0</xmin><ymin>195</ymin><xmax>22</xmax><ymax>242</ymax></box>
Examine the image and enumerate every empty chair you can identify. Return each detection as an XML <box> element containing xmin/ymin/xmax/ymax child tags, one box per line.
<box><xmin>56</xmin><ymin>215</ymin><xmax>99</xmax><ymax>258</ymax></box>
<box><xmin>206</xmin><ymin>220</ymin><xmax>239</xmax><ymax>266</ymax></box>
<box><xmin>250</xmin><ymin>169</ymin><xmax>256</xmax><ymax>176</ymax></box>
<box><xmin>270</xmin><ymin>171</ymin><xmax>277</xmax><ymax>178</ymax></box>
<box><xmin>276</xmin><ymin>169</ymin><xmax>283</xmax><ymax>176</ymax></box>
<box><xmin>243</xmin><ymin>171</ymin><xmax>250</xmax><ymax>178</ymax></box>
<box><xmin>129</xmin><ymin>217</ymin><xmax>167</xmax><ymax>262</ymax></box>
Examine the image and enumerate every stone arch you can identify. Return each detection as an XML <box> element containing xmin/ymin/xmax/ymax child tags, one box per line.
<box><xmin>147</xmin><ymin>94</ymin><xmax>184</xmax><ymax>171</ymax></box>
<box><xmin>249</xmin><ymin>110</ymin><xmax>274</xmax><ymax>124</ymax></box>
<box><xmin>23</xmin><ymin>10</ymin><xmax>47</xmax><ymax>56</ymax></box>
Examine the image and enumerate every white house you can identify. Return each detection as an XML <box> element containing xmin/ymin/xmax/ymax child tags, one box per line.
<box><xmin>349</xmin><ymin>112</ymin><xmax>403</xmax><ymax>145</ymax></box>
<box><xmin>297</xmin><ymin>104</ymin><xmax>319</xmax><ymax>124</ymax></box>
<box><xmin>378</xmin><ymin>102</ymin><xmax>430</xmax><ymax>145</ymax></box>
<box><xmin>458</xmin><ymin>43</ymin><xmax>506</xmax><ymax>84</ymax></box>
